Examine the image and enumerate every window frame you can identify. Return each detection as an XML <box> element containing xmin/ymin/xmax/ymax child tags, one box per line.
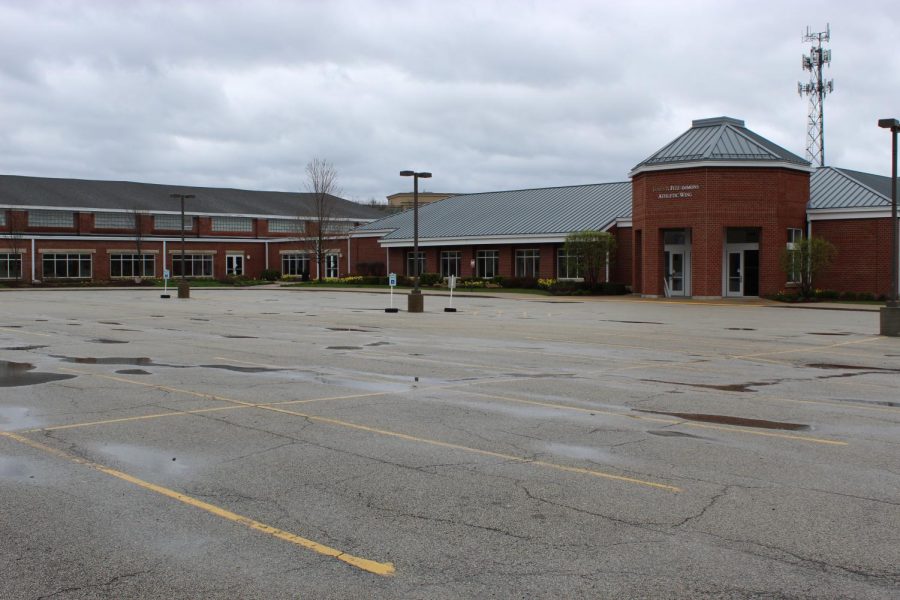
<box><xmin>281</xmin><ymin>253</ymin><xmax>310</xmax><ymax>277</ymax></box>
<box><xmin>476</xmin><ymin>249</ymin><xmax>499</xmax><ymax>279</ymax></box>
<box><xmin>0</xmin><ymin>252</ymin><xmax>22</xmax><ymax>279</ymax></box>
<box><xmin>515</xmin><ymin>248</ymin><xmax>540</xmax><ymax>278</ymax></box>
<box><xmin>557</xmin><ymin>249</ymin><xmax>584</xmax><ymax>280</ymax></box>
<box><xmin>171</xmin><ymin>254</ymin><xmax>214</xmax><ymax>278</ymax></box>
<box><xmin>406</xmin><ymin>251</ymin><xmax>426</xmax><ymax>277</ymax></box>
<box><xmin>440</xmin><ymin>250</ymin><xmax>461</xmax><ymax>278</ymax></box>
<box><xmin>42</xmin><ymin>252</ymin><xmax>92</xmax><ymax>279</ymax></box>
<box><xmin>109</xmin><ymin>254</ymin><xmax>156</xmax><ymax>278</ymax></box>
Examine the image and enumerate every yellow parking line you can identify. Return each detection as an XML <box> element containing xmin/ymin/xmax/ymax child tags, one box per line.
<box><xmin>731</xmin><ymin>337</ymin><xmax>880</xmax><ymax>359</ymax></box>
<box><xmin>49</xmin><ymin>368</ymin><xmax>681</xmax><ymax>493</ymax></box>
<box><xmin>0</xmin><ymin>326</ymin><xmax>53</xmax><ymax>337</ymax></box>
<box><xmin>0</xmin><ymin>430</ymin><xmax>394</xmax><ymax>576</ymax></box>
<box><xmin>459</xmin><ymin>390</ymin><xmax>847</xmax><ymax>446</ymax></box>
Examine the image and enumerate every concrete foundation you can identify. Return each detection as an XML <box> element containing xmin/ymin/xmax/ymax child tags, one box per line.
<box><xmin>879</xmin><ymin>305</ymin><xmax>900</xmax><ymax>336</ymax></box>
<box><xmin>407</xmin><ymin>290</ymin><xmax>424</xmax><ymax>313</ymax></box>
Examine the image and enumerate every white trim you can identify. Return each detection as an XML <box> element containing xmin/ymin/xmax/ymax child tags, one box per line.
<box><xmin>351</xmin><ymin>230</ymin><xmax>395</xmax><ymax>238</ymax></box>
<box><xmin>18</xmin><ymin>234</ymin><xmax>279</xmax><ymax>243</ymax></box>
<box><xmin>807</xmin><ymin>207</ymin><xmax>891</xmax><ymax>221</ymax></box>
<box><xmin>615</xmin><ymin>218</ymin><xmax>632</xmax><ymax>228</ymax></box>
<box><xmin>106</xmin><ymin>249</ymin><xmax>159</xmax><ymax>255</ymax></box>
<box><xmin>629</xmin><ymin>160</ymin><xmax>812</xmax><ymax>177</ymax></box>
<box><xmin>169</xmin><ymin>250</ymin><xmax>217</xmax><ymax>255</ymax></box>
<box><xmin>279</xmin><ymin>249</ymin><xmax>310</xmax><ymax>255</ymax></box>
<box><xmin>38</xmin><ymin>249</ymin><xmax>96</xmax><ymax>254</ymax></box>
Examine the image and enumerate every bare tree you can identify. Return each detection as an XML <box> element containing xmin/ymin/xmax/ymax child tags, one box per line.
<box><xmin>131</xmin><ymin>208</ymin><xmax>145</xmax><ymax>282</ymax></box>
<box><xmin>4</xmin><ymin>211</ymin><xmax>26</xmax><ymax>282</ymax></box>
<box><xmin>303</xmin><ymin>158</ymin><xmax>342</xmax><ymax>281</ymax></box>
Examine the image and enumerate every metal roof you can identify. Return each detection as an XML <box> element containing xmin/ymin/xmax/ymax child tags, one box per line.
<box><xmin>355</xmin><ymin>182</ymin><xmax>632</xmax><ymax>241</ymax></box>
<box><xmin>809</xmin><ymin>167</ymin><xmax>891</xmax><ymax>210</ymax></box>
<box><xmin>632</xmin><ymin>117</ymin><xmax>810</xmax><ymax>173</ymax></box>
<box><xmin>0</xmin><ymin>174</ymin><xmax>383</xmax><ymax>221</ymax></box>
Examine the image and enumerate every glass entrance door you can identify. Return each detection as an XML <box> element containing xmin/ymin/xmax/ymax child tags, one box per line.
<box><xmin>665</xmin><ymin>250</ymin><xmax>685</xmax><ymax>295</ymax></box>
<box><xmin>727</xmin><ymin>251</ymin><xmax>742</xmax><ymax>296</ymax></box>
<box><xmin>226</xmin><ymin>255</ymin><xmax>244</xmax><ymax>276</ymax></box>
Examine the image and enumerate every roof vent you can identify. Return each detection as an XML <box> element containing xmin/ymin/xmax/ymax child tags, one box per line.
<box><xmin>691</xmin><ymin>116</ymin><xmax>745</xmax><ymax>128</ymax></box>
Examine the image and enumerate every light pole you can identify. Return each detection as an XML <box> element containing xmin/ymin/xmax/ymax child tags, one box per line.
<box><xmin>878</xmin><ymin>118</ymin><xmax>899</xmax><ymax>336</ymax></box>
<box><xmin>170</xmin><ymin>193</ymin><xmax>195</xmax><ymax>299</ymax></box>
<box><xmin>400</xmin><ymin>170</ymin><xmax>431</xmax><ymax>313</ymax></box>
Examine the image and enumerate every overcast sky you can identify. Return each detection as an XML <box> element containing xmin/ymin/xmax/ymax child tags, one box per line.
<box><xmin>1</xmin><ymin>0</ymin><xmax>897</xmax><ymax>202</ymax></box>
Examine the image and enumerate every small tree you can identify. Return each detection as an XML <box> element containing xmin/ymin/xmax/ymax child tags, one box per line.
<box><xmin>563</xmin><ymin>230</ymin><xmax>617</xmax><ymax>288</ymax></box>
<box><xmin>780</xmin><ymin>235</ymin><xmax>837</xmax><ymax>298</ymax></box>
<box><xmin>5</xmin><ymin>211</ymin><xmax>25</xmax><ymax>282</ymax></box>
<box><xmin>303</xmin><ymin>158</ymin><xmax>341</xmax><ymax>281</ymax></box>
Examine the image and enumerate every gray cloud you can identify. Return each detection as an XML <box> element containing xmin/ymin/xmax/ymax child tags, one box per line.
<box><xmin>0</xmin><ymin>0</ymin><xmax>898</xmax><ymax>202</ymax></box>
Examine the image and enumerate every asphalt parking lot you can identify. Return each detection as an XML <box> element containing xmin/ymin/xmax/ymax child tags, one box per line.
<box><xmin>1</xmin><ymin>288</ymin><xmax>898</xmax><ymax>599</ymax></box>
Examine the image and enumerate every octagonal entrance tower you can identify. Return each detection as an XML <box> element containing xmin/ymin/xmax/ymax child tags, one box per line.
<box><xmin>630</xmin><ymin>117</ymin><xmax>812</xmax><ymax>299</ymax></box>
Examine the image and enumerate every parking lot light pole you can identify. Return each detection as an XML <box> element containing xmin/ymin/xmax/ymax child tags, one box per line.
<box><xmin>878</xmin><ymin>118</ymin><xmax>900</xmax><ymax>335</ymax></box>
<box><xmin>400</xmin><ymin>170</ymin><xmax>431</xmax><ymax>313</ymax></box>
<box><xmin>170</xmin><ymin>193</ymin><xmax>195</xmax><ymax>299</ymax></box>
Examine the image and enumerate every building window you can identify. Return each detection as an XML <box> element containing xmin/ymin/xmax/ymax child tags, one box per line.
<box><xmin>476</xmin><ymin>250</ymin><xmax>499</xmax><ymax>279</ymax></box>
<box><xmin>29</xmin><ymin>210</ymin><xmax>74</xmax><ymax>228</ymax></box>
<box><xmin>281</xmin><ymin>253</ymin><xmax>310</xmax><ymax>276</ymax></box>
<box><xmin>269</xmin><ymin>219</ymin><xmax>304</xmax><ymax>233</ymax></box>
<box><xmin>95</xmin><ymin>212</ymin><xmax>135</xmax><ymax>229</ymax></box>
<box><xmin>557</xmin><ymin>249</ymin><xmax>583</xmax><ymax>280</ymax></box>
<box><xmin>110</xmin><ymin>254</ymin><xmax>155</xmax><ymax>278</ymax></box>
<box><xmin>406</xmin><ymin>251</ymin><xmax>425</xmax><ymax>277</ymax></box>
<box><xmin>787</xmin><ymin>228</ymin><xmax>803</xmax><ymax>283</ymax></box>
<box><xmin>0</xmin><ymin>212</ymin><xmax>6</xmax><ymax>227</ymax></box>
<box><xmin>325</xmin><ymin>254</ymin><xmax>340</xmax><ymax>278</ymax></box>
<box><xmin>440</xmin><ymin>251</ymin><xmax>461</xmax><ymax>277</ymax></box>
<box><xmin>42</xmin><ymin>253</ymin><xmax>92</xmax><ymax>279</ymax></box>
<box><xmin>0</xmin><ymin>253</ymin><xmax>22</xmax><ymax>279</ymax></box>
<box><xmin>515</xmin><ymin>249</ymin><xmax>540</xmax><ymax>278</ymax></box>
<box><xmin>321</xmin><ymin>222</ymin><xmax>351</xmax><ymax>235</ymax></box>
<box><xmin>211</xmin><ymin>216</ymin><xmax>253</xmax><ymax>232</ymax></box>
<box><xmin>171</xmin><ymin>254</ymin><xmax>213</xmax><ymax>278</ymax></box>
<box><xmin>154</xmin><ymin>214</ymin><xmax>195</xmax><ymax>230</ymax></box>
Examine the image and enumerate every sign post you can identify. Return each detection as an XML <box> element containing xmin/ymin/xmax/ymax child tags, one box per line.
<box><xmin>160</xmin><ymin>268</ymin><xmax>171</xmax><ymax>299</ymax></box>
<box><xmin>444</xmin><ymin>275</ymin><xmax>457</xmax><ymax>312</ymax></box>
<box><xmin>385</xmin><ymin>273</ymin><xmax>399</xmax><ymax>313</ymax></box>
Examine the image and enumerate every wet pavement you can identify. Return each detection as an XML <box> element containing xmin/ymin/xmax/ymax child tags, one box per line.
<box><xmin>0</xmin><ymin>288</ymin><xmax>898</xmax><ymax>599</ymax></box>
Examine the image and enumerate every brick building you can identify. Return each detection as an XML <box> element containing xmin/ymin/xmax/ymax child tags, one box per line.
<box><xmin>0</xmin><ymin>175</ymin><xmax>383</xmax><ymax>283</ymax></box>
<box><xmin>355</xmin><ymin>117</ymin><xmax>899</xmax><ymax>299</ymax></box>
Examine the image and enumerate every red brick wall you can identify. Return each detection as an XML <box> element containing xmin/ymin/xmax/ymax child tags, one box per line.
<box><xmin>632</xmin><ymin>167</ymin><xmax>810</xmax><ymax>297</ymax></box>
<box><xmin>612</xmin><ymin>226</ymin><xmax>632</xmax><ymax>286</ymax></box>
<box><xmin>812</xmin><ymin>218</ymin><xmax>894</xmax><ymax>296</ymax></box>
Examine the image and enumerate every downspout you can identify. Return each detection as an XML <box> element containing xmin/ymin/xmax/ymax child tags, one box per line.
<box><xmin>347</xmin><ymin>235</ymin><xmax>351</xmax><ymax>275</ymax></box>
<box><xmin>265</xmin><ymin>241</ymin><xmax>269</xmax><ymax>270</ymax></box>
<box><xmin>31</xmin><ymin>238</ymin><xmax>36</xmax><ymax>282</ymax></box>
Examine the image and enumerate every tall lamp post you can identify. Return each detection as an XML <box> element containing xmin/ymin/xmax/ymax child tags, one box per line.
<box><xmin>878</xmin><ymin>118</ymin><xmax>899</xmax><ymax>336</ymax></box>
<box><xmin>169</xmin><ymin>193</ymin><xmax>195</xmax><ymax>299</ymax></box>
<box><xmin>400</xmin><ymin>170</ymin><xmax>431</xmax><ymax>313</ymax></box>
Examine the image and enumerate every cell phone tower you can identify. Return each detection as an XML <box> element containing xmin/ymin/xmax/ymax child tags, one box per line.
<box><xmin>798</xmin><ymin>24</ymin><xmax>834</xmax><ymax>167</ymax></box>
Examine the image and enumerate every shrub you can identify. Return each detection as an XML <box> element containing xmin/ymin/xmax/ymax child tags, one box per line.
<box><xmin>814</xmin><ymin>289</ymin><xmax>839</xmax><ymax>300</ymax></box>
<box><xmin>261</xmin><ymin>269</ymin><xmax>281</xmax><ymax>282</ymax></box>
<box><xmin>501</xmin><ymin>277</ymin><xmax>539</xmax><ymax>289</ymax></box>
<box><xmin>418</xmin><ymin>272</ymin><xmax>442</xmax><ymax>286</ymax></box>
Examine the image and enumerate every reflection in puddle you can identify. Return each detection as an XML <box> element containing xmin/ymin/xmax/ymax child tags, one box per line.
<box><xmin>641</xmin><ymin>378</ymin><xmax>775</xmax><ymax>393</ymax></box>
<box><xmin>96</xmin><ymin>443</ymin><xmax>192</xmax><ymax>475</ymax></box>
<box><xmin>2</xmin><ymin>345</ymin><xmax>47</xmax><ymax>351</ymax></box>
<box><xmin>89</xmin><ymin>339</ymin><xmax>129</xmax><ymax>344</ymax></box>
<box><xmin>0</xmin><ymin>406</ymin><xmax>43</xmax><ymax>430</ymax></box>
<box><xmin>222</xmin><ymin>335</ymin><xmax>257</xmax><ymax>339</ymax></box>
<box><xmin>116</xmin><ymin>369</ymin><xmax>152</xmax><ymax>375</ymax></box>
<box><xmin>638</xmin><ymin>409</ymin><xmax>810</xmax><ymax>431</ymax></box>
<box><xmin>327</xmin><ymin>346</ymin><xmax>361</xmax><ymax>350</ymax></box>
<box><xmin>542</xmin><ymin>442</ymin><xmax>626</xmax><ymax>465</ymax></box>
<box><xmin>0</xmin><ymin>361</ymin><xmax>76</xmax><ymax>388</ymax></box>
<box><xmin>647</xmin><ymin>430</ymin><xmax>703</xmax><ymax>439</ymax></box>
<box><xmin>0</xmin><ymin>456</ymin><xmax>32</xmax><ymax>479</ymax></box>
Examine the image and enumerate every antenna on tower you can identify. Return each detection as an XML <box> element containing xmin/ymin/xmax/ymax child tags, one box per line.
<box><xmin>798</xmin><ymin>24</ymin><xmax>834</xmax><ymax>167</ymax></box>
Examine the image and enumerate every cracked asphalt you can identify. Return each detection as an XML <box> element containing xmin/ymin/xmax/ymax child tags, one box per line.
<box><xmin>1</xmin><ymin>288</ymin><xmax>898</xmax><ymax>599</ymax></box>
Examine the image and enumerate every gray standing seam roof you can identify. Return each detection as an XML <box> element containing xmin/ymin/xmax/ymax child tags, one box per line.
<box><xmin>355</xmin><ymin>182</ymin><xmax>632</xmax><ymax>241</ymax></box>
<box><xmin>809</xmin><ymin>167</ymin><xmax>891</xmax><ymax>210</ymax></box>
<box><xmin>0</xmin><ymin>174</ymin><xmax>383</xmax><ymax>221</ymax></box>
<box><xmin>633</xmin><ymin>117</ymin><xmax>809</xmax><ymax>171</ymax></box>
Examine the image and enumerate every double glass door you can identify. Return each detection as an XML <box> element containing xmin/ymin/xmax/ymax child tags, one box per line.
<box><xmin>226</xmin><ymin>254</ymin><xmax>244</xmax><ymax>276</ymax></box>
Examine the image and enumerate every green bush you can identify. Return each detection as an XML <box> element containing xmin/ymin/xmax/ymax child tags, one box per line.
<box><xmin>418</xmin><ymin>272</ymin><xmax>442</xmax><ymax>286</ymax></box>
<box><xmin>261</xmin><ymin>269</ymin><xmax>281</xmax><ymax>282</ymax></box>
<box><xmin>814</xmin><ymin>289</ymin><xmax>840</xmax><ymax>300</ymax></box>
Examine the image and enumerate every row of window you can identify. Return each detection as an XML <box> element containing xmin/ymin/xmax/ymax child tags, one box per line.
<box><xmin>0</xmin><ymin>252</ymin><xmax>343</xmax><ymax>280</ymax></box>
<box><xmin>405</xmin><ymin>249</ymin><xmax>584</xmax><ymax>279</ymax></box>
<box><xmin>5</xmin><ymin>211</ymin><xmax>351</xmax><ymax>234</ymax></box>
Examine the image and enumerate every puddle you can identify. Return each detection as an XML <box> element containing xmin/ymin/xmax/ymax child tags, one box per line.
<box><xmin>116</xmin><ymin>369</ymin><xmax>151</xmax><ymax>375</ymax></box>
<box><xmin>0</xmin><ymin>361</ymin><xmax>76</xmax><ymax>388</ymax></box>
<box><xmin>647</xmin><ymin>430</ymin><xmax>703</xmax><ymax>439</ymax></box>
<box><xmin>327</xmin><ymin>346</ymin><xmax>362</xmax><ymax>351</ymax></box>
<box><xmin>807</xmin><ymin>363</ymin><xmax>900</xmax><ymax>372</ymax></box>
<box><xmin>112</xmin><ymin>328</ymin><xmax>140</xmax><ymax>332</ymax></box>
<box><xmin>34</xmin><ymin>319</ymin><xmax>48</xmax><ymax>322</ymax></box>
<box><xmin>0</xmin><ymin>457</ymin><xmax>30</xmax><ymax>478</ymax></box>
<box><xmin>0</xmin><ymin>406</ymin><xmax>44</xmax><ymax>430</ymax></box>
<box><xmin>222</xmin><ymin>335</ymin><xmax>257</xmax><ymax>339</ymax></box>
<box><xmin>2</xmin><ymin>345</ymin><xmax>47</xmax><ymax>351</ymax></box>
<box><xmin>365</xmin><ymin>341</ymin><xmax>392</xmax><ymax>347</ymax></box>
<box><xmin>54</xmin><ymin>355</ymin><xmax>281</xmax><ymax>373</ymax></box>
<box><xmin>726</xmin><ymin>327</ymin><xmax>756</xmax><ymax>331</ymax></box>
<box><xmin>190</xmin><ymin>318</ymin><xmax>210</xmax><ymax>322</ymax></box>
<box><xmin>543</xmin><ymin>442</ymin><xmax>626</xmax><ymax>464</ymax></box>
<box><xmin>261</xmin><ymin>312</ymin><xmax>279</xmax><ymax>315</ymax></box>
<box><xmin>150</xmin><ymin>315</ymin><xmax>164</xmax><ymax>318</ymax></box>
<box><xmin>505</xmin><ymin>372</ymin><xmax>575</xmax><ymax>379</ymax></box>
<box><xmin>806</xmin><ymin>332</ymin><xmax>852</xmax><ymax>336</ymax></box>
<box><xmin>638</xmin><ymin>409</ymin><xmax>810</xmax><ymax>431</ymax></box>
<box><xmin>327</xmin><ymin>327</ymin><xmax>371</xmax><ymax>332</ymax></box>
<box><xmin>98</xmin><ymin>321</ymin><xmax>122</xmax><ymax>325</ymax></box>
<box><xmin>67</xmin><ymin>323</ymin><xmax>82</xmax><ymax>326</ymax></box>
<box><xmin>89</xmin><ymin>339</ymin><xmax>129</xmax><ymax>344</ymax></box>
<box><xmin>641</xmin><ymin>378</ymin><xmax>775</xmax><ymax>393</ymax></box>
<box><xmin>602</xmin><ymin>320</ymin><xmax>664</xmax><ymax>325</ymax></box>
<box><xmin>96</xmin><ymin>443</ymin><xmax>192</xmax><ymax>475</ymax></box>
<box><xmin>0</xmin><ymin>325</ymin><xmax>22</xmax><ymax>328</ymax></box>
<box><xmin>199</xmin><ymin>364</ymin><xmax>283</xmax><ymax>373</ymax></box>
